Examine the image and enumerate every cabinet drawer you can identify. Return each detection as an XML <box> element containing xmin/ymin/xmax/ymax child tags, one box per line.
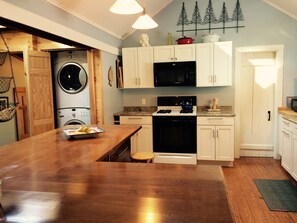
<box><xmin>120</xmin><ymin>116</ymin><xmax>152</xmax><ymax>125</ymax></box>
<box><xmin>280</xmin><ymin>116</ymin><xmax>292</xmax><ymax>132</ymax></box>
<box><xmin>197</xmin><ymin>117</ymin><xmax>234</xmax><ymax>125</ymax></box>
<box><xmin>291</xmin><ymin>122</ymin><xmax>297</xmax><ymax>135</ymax></box>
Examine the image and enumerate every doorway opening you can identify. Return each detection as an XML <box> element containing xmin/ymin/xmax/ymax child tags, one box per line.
<box><xmin>235</xmin><ymin>45</ymin><xmax>284</xmax><ymax>159</ymax></box>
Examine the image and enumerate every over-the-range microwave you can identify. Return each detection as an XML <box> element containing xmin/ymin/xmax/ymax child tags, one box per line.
<box><xmin>153</xmin><ymin>61</ymin><xmax>196</xmax><ymax>87</ymax></box>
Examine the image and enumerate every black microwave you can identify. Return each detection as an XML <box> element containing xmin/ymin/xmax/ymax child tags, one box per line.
<box><xmin>291</xmin><ymin>97</ymin><xmax>297</xmax><ymax>112</ymax></box>
<box><xmin>153</xmin><ymin>61</ymin><xmax>196</xmax><ymax>87</ymax></box>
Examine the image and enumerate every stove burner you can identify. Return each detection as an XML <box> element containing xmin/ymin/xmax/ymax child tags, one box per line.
<box><xmin>180</xmin><ymin>109</ymin><xmax>193</xmax><ymax>114</ymax></box>
<box><xmin>157</xmin><ymin>109</ymin><xmax>172</xmax><ymax>114</ymax></box>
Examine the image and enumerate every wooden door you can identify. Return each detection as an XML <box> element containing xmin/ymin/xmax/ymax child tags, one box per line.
<box><xmin>122</xmin><ymin>48</ymin><xmax>138</xmax><ymax>88</ymax></box>
<box><xmin>24</xmin><ymin>50</ymin><xmax>54</xmax><ymax>136</ymax></box>
<box><xmin>174</xmin><ymin>44</ymin><xmax>196</xmax><ymax>61</ymax></box>
<box><xmin>137</xmin><ymin>47</ymin><xmax>154</xmax><ymax>88</ymax></box>
<box><xmin>153</xmin><ymin>45</ymin><xmax>174</xmax><ymax>62</ymax></box>
<box><xmin>240</xmin><ymin>52</ymin><xmax>276</xmax><ymax>156</ymax></box>
<box><xmin>196</xmin><ymin>43</ymin><xmax>213</xmax><ymax>87</ymax></box>
<box><xmin>216</xmin><ymin>126</ymin><xmax>234</xmax><ymax>161</ymax></box>
<box><xmin>197</xmin><ymin>126</ymin><xmax>215</xmax><ymax>160</ymax></box>
<box><xmin>213</xmin><ymin>42</ymin><xmax>232</xmax><ymax>86</ymax></box>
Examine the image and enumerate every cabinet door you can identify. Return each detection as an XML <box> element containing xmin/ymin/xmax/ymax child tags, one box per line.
<box><xmin>122</xmin><ymin>48</ymin><xmax>138</xmax><ymax>88</ymax></box>
<box><xmin>213</xmin><ymin>42</ymin><xmax>232</xmax><ymax>86</ymax></box>
<box><xmin>153</xmin><ymin>46</ymin><xmax>174</xmax><ymax>62</ymax></box>
<box><xmin>136</xmin><ymin>124</ymin><xmax>153</xmax><ymax>153</ymax></box>
<box><xmin>196</xmin><ymin>43</ymin><xmax>213</xmax><ymax>87</ymax></box>
<box><xmin>291</xmin><ymin>134</ymin><xmax>297</xmax><ymax>181</ymax></box>
<box><xmin>174</xmin><ymin>44</ymin><xmax>196</xmax><ymax>61</ymax></box>
<box><xmin>137</xmin><ymin>47</ymin><xmax>154</xmax><ymax>88</ymax></box>
<box><xmin>281</xmin><ymin>129</ymin><xmax>292</xmax><ymax>173</ymax></box>
<box><xmin>197</xmin><ymin>126</ymin><xmax>216</xmax><ymax>160</ymax></box>
<box><xmin>216</xmin><ymin>126</ymin><xmax>234</xmax><ymax>161</ymax></box>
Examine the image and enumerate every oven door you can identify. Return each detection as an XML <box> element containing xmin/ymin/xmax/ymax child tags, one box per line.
<box><xmin>153</xmin><ymin>116</ymin><xmax>197</xmax><ymax>153</ymax></box>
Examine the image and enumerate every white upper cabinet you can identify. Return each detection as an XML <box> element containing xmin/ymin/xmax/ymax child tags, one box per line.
<box><xmin>122</xmin><ymin>47</ymin><xmax>154</xmax><ymax>88</ymax></box>
<box><xmin>196</xmin><ymin>41</ymin><xmax>232</xmax><ymax>87</ymax></box>
<box><xmin>154</xmin><ymin>44</ymin><xmax>196</xmax><ymax>62</ymax></box>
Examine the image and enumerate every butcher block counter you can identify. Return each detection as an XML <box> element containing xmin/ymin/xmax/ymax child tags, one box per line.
<box><xmin>0</xmin><ymin>125</ymin><xmax>234</xmax><ymax>223</ymax></box>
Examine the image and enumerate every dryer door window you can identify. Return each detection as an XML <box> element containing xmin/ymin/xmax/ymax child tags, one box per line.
<box><xmin>64</xmin><ymin>119</ymin><xmax>85</xmax><ymax>126</ymax></box>
<box><xmin>58</xmin><ymin>62</ymin><xmax>88</xmax><ymax>94</ymax></box>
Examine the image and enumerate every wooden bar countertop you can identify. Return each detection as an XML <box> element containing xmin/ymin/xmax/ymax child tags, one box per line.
<box><xmin>0</xmin><ymin>124</ymin><xmax>234</xmax><ymax>223</ymax></box>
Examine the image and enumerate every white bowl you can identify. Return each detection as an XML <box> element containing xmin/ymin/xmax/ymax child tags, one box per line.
<box><xmin>202</xmin><ymin>33</ymin><xmax>220</xmax><ymax>43</ymax></box>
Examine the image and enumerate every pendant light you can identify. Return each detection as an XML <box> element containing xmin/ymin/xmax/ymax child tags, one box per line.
<box><xmin>132</xmin><ymin>9</ymin><xmax>158</xmax><ymax>29</ymax></box>
<box><xmin>109</xmin><ymin>0</ymin><xmax>143</xmax><ymax>15</ymax></box>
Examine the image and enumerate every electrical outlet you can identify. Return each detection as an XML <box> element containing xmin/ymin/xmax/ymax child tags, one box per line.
<box><xmin>141</xmin><ymin>98</ymin><xmax>146</xmax><ymax>105</ymax></box>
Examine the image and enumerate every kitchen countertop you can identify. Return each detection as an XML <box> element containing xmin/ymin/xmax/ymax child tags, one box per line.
<box><xmin>114</xmin><ymin>106</ymin><xmax>236</xmax><ymax>117</ymax></box>
<box><xmin>0</xmin><ymin>124</ymin><xmax>234</xmax><ymax>223</ymax></box>
<box><xmin>278</xmin><ymin>107</ymin><xmax>297</xmax><ymax>123</ymax></box>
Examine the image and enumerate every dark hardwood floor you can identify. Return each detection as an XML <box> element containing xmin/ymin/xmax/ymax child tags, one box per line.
<box><xmin>222</xmin><ymin>157</ymin><xmax>297</xmax><ymax>223</ymax></box>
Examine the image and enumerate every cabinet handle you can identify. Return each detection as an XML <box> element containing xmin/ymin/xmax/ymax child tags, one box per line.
<box><xmin>268</xmin><ymin>111</ymin><xmax>271</xmax><ymax>121</ymax></box>
<box><xmin>282</xmin><ymin>121</ymin><xmax>290</xmax><ymax>125</ymax></box>
<box><xmin>207</xmin><ymin>118</ymin><xmax>223</xmax><ymax>120</ymax></box>
<box><xmin>216</xmin><ymin>130</ymin><xmax>219</xmax><ymax>138</ymax></box>
<box><xmin>212</xmin><ymin>130</ymin><xmax>215</xmax><ymax>138</ymax></box>
<box><xmin>128</xmin><ymin>117</ymin><xmax>142</xmax><ymax>120</ymax></box>
<box><xmin>138</xmin><ymin>77</ymin><xmax>141</xmax><ymax>86</ymax></box>
<box><xmin>282</xmin><ymin>131</ymin><xmax>290</xmax><ymax>136</ymax></box>
<box><xmin>135</xmin><ymin>77</ymin><xmax>138</xmax><ymax>85</ymax></box>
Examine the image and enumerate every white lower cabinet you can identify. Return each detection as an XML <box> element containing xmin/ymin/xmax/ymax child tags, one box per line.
<box><xmin>291</xmin><ymin>134</ymin><xmax>297</xmax><ymax>180</ymax></box>
<box><xmin>197</xmin><ymin>117</ymin><xmax>234</xmax><ymax>161</ymax></box>
<box><xmin>120</xmin><ymin>116</ymin><xmax>153</xmax><ymax>154</ymax></box>
<box><xmin>279</xmin><ymin>115</ymin><xmax>297</xmax><ymax>181</ymax></box>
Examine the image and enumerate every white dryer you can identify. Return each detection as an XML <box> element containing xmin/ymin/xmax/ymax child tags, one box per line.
<box><xmin>57</xmin><ymin>108</ymin><xmax>91</xmax><ymax>127</ymax></box>
<box><xmin>53</xmin><ymin>50</ymin><xmax>90</xmax><ymax>109</ymax></box>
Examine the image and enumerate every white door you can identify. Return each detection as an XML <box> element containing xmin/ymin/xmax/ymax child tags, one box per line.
<box><xmin>239</xmin><ymin>52</ymin><xmax>276</xmax><ymax>156</ymax></box>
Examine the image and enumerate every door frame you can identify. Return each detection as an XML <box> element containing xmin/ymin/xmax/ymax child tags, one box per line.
<box><xmin>234</xmin><ymin>45</ymin><xmax>284</xmax><ymax>159</ymax></box>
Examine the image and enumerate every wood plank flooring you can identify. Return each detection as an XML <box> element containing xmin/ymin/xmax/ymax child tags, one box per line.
<box><xmin>222</xmin><ymin>157</ymin><xmax>297</xmax><ymax>223</ymax></box>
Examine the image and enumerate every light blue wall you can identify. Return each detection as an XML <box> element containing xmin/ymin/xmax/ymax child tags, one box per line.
<box><xmin>123</xmin><ymin>0</ymin><xmax>297</xmax><ymax>107</ymax></box>
<box><xmin>101</xmin><ymin>51</ymin><xmax>123</xmax><ymax>124</ymax></box>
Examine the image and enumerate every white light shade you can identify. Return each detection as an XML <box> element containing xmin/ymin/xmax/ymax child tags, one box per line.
<box><xmin>109</xmin><ymin>0</ymin><xmax>143</xmax><ymax>15</ymax></box>
<box><xmin>132</xmin><ymin>13</ymin><xmax>158</xmax><ymax>29</ymax></box>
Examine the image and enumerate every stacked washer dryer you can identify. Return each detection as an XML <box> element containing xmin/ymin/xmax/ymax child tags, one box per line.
<box><xmin>52</xmin><ymin>50</ymin><xmax>91</xmax><ymax>127</ymax></box>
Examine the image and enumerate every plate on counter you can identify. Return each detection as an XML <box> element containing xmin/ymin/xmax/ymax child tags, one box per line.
<box><xmin>63</xmin><ymin>126</ymin><xmax>105</xmax><ymax>139</ymax></box>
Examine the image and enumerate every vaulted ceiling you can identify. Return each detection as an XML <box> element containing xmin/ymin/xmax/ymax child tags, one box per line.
<box><xmin>45</xmin><ymin>0</ymin><xmax>173</xmax><ymax>39</ymax></box>
<box><xmin>45</xmin><ymin>0</ymin><xmax>297</xmax><ymax>40</ymax></box>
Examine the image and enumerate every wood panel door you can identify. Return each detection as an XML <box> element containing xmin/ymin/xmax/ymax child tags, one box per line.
<box><xmin>239</xmin><ymin>52</ymin><xmax>275</xmax><ymax>156</ymax></box>
<box><xmin>24</xmin><ymin>50</ymin><xmax>54</xmax><ymax>136</ymax></box>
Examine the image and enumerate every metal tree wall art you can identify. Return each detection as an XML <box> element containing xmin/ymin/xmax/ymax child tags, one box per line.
<box><xmin>231</xmin><ymin>0</ymin><xmax>244</xmax><ymax>32</ymax></box>
<box><xmin>217</xmin><ymin>2</ymin><xmax>230</xmax><ymax>33</ymax></box>
<box><xmin>177</xmin><ymin>2</ymin><xmax>190</xmax><ymax>36</ymax></box>
<box><xmin>203</xmin><ymin>0</ymin><xmax>218</xmax><ymax>32</ymax></box>
<box><xmin>176</xmin><ymin>0</ymin><xmax>245</xmax><ymax>36</ymax></box>
<box><xmin>191</xmin><ymin>1</ymin><xmax>203</xmax><ymax>36</ymax></box>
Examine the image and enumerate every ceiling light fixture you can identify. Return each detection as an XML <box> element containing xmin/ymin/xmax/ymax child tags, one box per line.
<box><xmin>109</xmin><ymin>0</ymin><xmax>143</xmax><ymax>15</ymax></box>
<box><xmin>132</xmin><ymin>9</ymin><xmax>158</xmax><ymax>29</ymax></box>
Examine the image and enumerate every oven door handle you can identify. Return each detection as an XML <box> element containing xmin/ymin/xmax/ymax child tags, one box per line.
<box><xmin>155</xmin><ymin>119</ymin><xmax>195</xmax><ymax>124</ymax></box>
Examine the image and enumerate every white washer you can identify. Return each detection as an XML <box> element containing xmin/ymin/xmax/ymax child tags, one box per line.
<box><xmin>53</xmin><ymin>50</ymin><xmax>90</xmax><ymax>109</ymax></box>
<box><xmin>57</xmin><ymin>108</ymin><xmax>91</xmax><ymax>127</ymax></box>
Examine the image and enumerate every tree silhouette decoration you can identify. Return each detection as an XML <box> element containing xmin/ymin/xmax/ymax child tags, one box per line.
<box><xmin>231</xmin><ymin>0</ymin><xmax>244</xmax><ymax>32</ymax></box>
<box><xmin>203</xmin><ymin>0</ymin><xmax>218</xmax><ymax>33</ymax></box>
<box><xmin>177</xmin><ymin>2</ymin><xmax>190</xmax><ymax>37</ymax></box>
<box><xmin>217</xmin><ymin>2</ymin><xmax>230</xmax><ymax>34</ymax></box>
<box><xmin>190</xmin><ymin>1</ymin><xmax>203</xmax><ymax>36</ymax></box>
